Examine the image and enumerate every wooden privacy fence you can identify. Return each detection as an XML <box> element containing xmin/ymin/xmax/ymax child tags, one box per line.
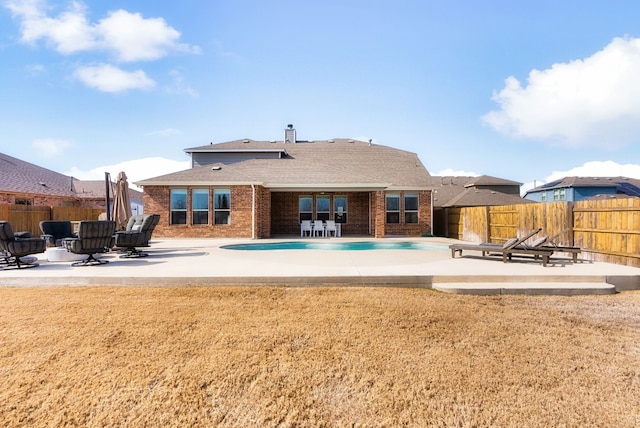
<box><xmin>0</xmin><ymin>204</ymin><xmax>104</xmax><ymax>237</ymax></box>
<box><xmin>447</xmin><ymin>199</ymin><xmax>640</xmax><ymax>268</ymax></box>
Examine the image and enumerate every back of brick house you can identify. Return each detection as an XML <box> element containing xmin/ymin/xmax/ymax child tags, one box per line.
<box><xmin>137</xmin><ymin>125</ymin><xmax>435</xmax><ymax>239</ymax></box>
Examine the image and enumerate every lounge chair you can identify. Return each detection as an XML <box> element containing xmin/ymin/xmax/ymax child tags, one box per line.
<box><xmin>40</xmin><ymin>220</ymin><xmax>77</xmax><ymax>247</ymax></box>
<box><xmin>0</xmin><ymin>222</ymin><xmax>47</xmax><ymax>269</ymax></box>
<box><xmin>63</xmin><ymin>220</ymin><xmax>116</xmax><ymax>266</ymax></box>
<box><xmin>537</xmin><ymin>230</ymin><xmax>582</xmax><ymax>262</ymax></box>
<box><xmin>114</xmin><ymin>214</ymin><xmax>160</xmax><ymax>258</ymax></box>
<box><xmin>449</xmin><ymin>228</ymin><xmax>555</xmax><ymax>266</ymax></box>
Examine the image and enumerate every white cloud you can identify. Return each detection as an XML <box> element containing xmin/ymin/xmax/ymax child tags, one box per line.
<box><xmin>6</xmin><ymin>0</ymin><xmax>97</xmax><ymax>54</ymax></box>
<box><xmin>97</xmin><ymin>10</ymin><xmax>201</xmax><ymax>62</ymax></box>
<box><xmin>5</xmin><ymin>1</ymin><xmax>200</xmax><ymax>62</ymax></box>
<box><xmin>74</xmin><ymin>63</ymin><xmax>155</xmax><ymax>92</ymax></box>
<box><xmin>65</xmin><ymin>156</ymin><xmax>190</xmax><ymax>190</ymax></box>
<box><xmin>166</xmin><ymin>69</ymin><xmax>198</xmax><ymax>97</ymax></box>
<box><xmin>521</xmin><ymin>160</ymin><xmax>640</xmax><ymax>195</ymax></box>
<box><xmin>146</xmin><ymin>128</ymin><xmax>181</xmax><ymax>137</ymax></box>
<box><xmin>483</xmin><ymin>37</ymin><xmax>640</xmax><ymax>148</ymax></box>
<box><xmin>433</xmin><ymin>168</ymin><xmax>480</xmax><ymax>177</ymax></box>
<box><xmin>31</xmin><ymin>137</ymin><xmax>74</xmax><ymax>155</ymax></box>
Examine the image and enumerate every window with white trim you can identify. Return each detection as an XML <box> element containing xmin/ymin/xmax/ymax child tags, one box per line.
<box><xmin>316</xmin><ymin>195</ymin><xmax>330</xmax><ymax>221</ymax></box>
<box><xmin>553</xmin><ymin>189</ymin><xmax>566</xmax><ymax>201</ymax></box>
<box><xmin>192</xmin><ymin>189</ymin><xmax>209</xmax><ymax>225</ymax></box>
<box><xmin>334</xmin><ymin>196</ymin><xmax>347</xmax><ymax>223</ymax></box>
<box><xmin>404</xmin><ymin>193</ymin><xmax>419</xmax><ymax>224</ymax></box>
<box><xmin>170</xmin><ymin>189</ymin><xmax>187</xmax><ymax>225</ymax></box>
<box><xmin>214</xmin><ymin>189</ymin><xmax>231</xmax><ymax>224</ymax></box>
<box><xmin>386</xmin><ymin>194</ymin><xmax>400</xmax><ymax>224</ymax></box>
<box><xmin>299</xmin><ymin>196</ymin><xmax>312</xmax><ymax>222</ymax></box>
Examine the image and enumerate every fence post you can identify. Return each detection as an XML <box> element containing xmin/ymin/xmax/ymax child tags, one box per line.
<box><xmin>567</xmin><ymin>202</ymin><xmax>575</xmax><ymax>247</ymax></box>
<box><xmin>485</xmin><ymin>205</ymin><xmax>490</xmax><ymax>242</ymax></box>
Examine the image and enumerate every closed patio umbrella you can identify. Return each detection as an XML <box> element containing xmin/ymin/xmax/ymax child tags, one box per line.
<box><xmin>112</xmin><ymin>171</ymin><xmax>132</xmax><ymax>231</ymax></box>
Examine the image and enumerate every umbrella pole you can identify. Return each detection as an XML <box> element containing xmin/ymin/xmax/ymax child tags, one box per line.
<box><xmin>105</xmin><ymin>172</ymin><xmax>111</xmax><ymax>221</ymax></box>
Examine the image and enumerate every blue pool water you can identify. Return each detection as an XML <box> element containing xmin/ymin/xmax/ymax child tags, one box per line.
<box><xmin>220</xmin><ymin>241</ymin><xmax>447</xmax><ymax>251</ymax></box>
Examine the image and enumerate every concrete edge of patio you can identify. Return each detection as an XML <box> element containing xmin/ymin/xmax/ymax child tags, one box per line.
<box><xmin>2</xmin><ymin>273</ymin><xmax>638</xmax><ymax>296</ymax></box>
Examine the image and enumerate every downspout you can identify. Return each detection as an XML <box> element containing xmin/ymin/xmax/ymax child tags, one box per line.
<box><xmin>368</xmin><ymin>192</ymin><xmax>372</xmax><ymax>236</ymax></box>
<box><xmin>430</xmin><ymin>190</ymin><xmax>434</xmax><ymax>236</ymax></box>
<box><xmin>251</xmin><ymin>184</ymin><xmax>256</xmax><ymax>239</ymax></box>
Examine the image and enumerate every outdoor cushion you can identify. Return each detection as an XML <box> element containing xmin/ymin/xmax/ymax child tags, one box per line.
<box><xmin>502</xmin><ymin>238</ymin><xmax>519</xmax><ymax>249</ymax></box>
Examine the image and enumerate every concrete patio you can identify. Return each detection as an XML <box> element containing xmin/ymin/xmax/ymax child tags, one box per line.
<box><xmin>1</xmin><ymin>237</ymin><xmax>639</xmax><ymax>295</ymax></box>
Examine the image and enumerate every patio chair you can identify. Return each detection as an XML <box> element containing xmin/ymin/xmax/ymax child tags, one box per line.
<box><xmin>0</xmin><ymin>221</ymin><xmax>47</xmax><ymax>269</ymax></box>
<box><xmin>39</xmin><ymin>220</ymin><xmax>77</xmax><ymax>247</ymax></box>
<box><xmin>114</xmin><ymin>214</ymin><xmax>160</xmax><ymax>258</ymax></box>
<box><xmin>63</xmin><ymin>220</ymin><xmax>116</xmax><ymax>266</ymax></box>
<box><xmin>300</xmin><ymin>220</ymin><xmax>312</xmax><ymax>237</ymax></box>
<box><xmin>449</xmin><ymin>228</ymin><xmax>554</xmax><ymax>266</ymax></box>
<box><xmin>325</xmin><ymin>220</ymin><xmax>338</xmax><ymax>237</ymax></box>
<box><xmin>312</xmin><ymin>220</ymin><xmax>325</xmax><ymax>237</ymax></box>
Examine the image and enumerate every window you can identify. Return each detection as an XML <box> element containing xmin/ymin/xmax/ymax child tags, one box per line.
<box><xmin>541</xmin><ymin>192</ymin><xmax>547</xmax><ymax>202</ymax></box>
<box><xmin>553</xmin><ymin>189</ymin><xmax>566</xmax><ymax>201</ymax></box>
<box><xmin>334</xmin><ymin>196</ymin><xmax>347</xmax><ymax>223</ymax></box>
<box><xmin>214</xmin><ymin>189</ymin><xmax>231</xmax><ymax>224</ymax></box>
<box><xmin>404</xmin><ymin>193</ymin><xmax>419</xmax><ymax>224</ymax></box>
<box><xmin>316</xmin><ymin>195</ymin><xmax>330</xmax><ymax>221</ymax></box>
<box><xmin>15</xmin><ymin>198</ymin><xmax>33</xmax><ymax>205</ymax></box>
<box><xmin>192</xmin><ymin>189</ymin><xmax>209</xmax><ymax>225</ymax></box>
<box><xmin>170</xmin><ymin>189</ymin><xmax>187</xmax><ymax>225</ymax></box>
<box><xmin>386</xmin><ymin>194</ymin><xmax>400</xmax><ymax>223</ymax></box>
<box><xmin>299</xmin><ymin>196</ymin><xmax>312</xmax><ymax>222</ymax></box>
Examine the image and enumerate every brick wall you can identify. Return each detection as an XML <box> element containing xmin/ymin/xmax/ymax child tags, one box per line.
<box><xmin>270</xmin><ymin>191</ymin><xmax>373</xmax><ymax>235</ymax></box>
<box><xmin>382</xmin><ymin>190</ymin><xmax>432</xmax><ymax>237</ymax></box>
<box><xmin>144</xmin><ymin>186</ymin><xmax>432</xmax><ymax>238</ymax></box>
<box><xmin>144</xmin><ymin>185</ymin><xmax>257</xmax><ymax>238</ymax></box>
<box><xmin>0</xmin><ymin>192</ymin><xmax>91</xmax><ymax>208</ymax></box>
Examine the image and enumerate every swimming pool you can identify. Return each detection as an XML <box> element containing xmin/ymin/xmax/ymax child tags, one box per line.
<box><xmin>220</xmin><ymin>241</ymin><xmax>447</xmax><ymax>251</ymax></box>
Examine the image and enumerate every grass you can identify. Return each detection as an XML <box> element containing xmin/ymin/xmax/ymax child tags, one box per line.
<box><xmin>1</xmin><ymin>286</ymin><xmax>639</xmax><ymax>427</ymax></box>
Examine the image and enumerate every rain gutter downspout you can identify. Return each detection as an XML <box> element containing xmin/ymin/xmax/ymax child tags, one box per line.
<box><xmin>251</xmin><ymin>184</ymin><xmax>256</xmax><ymax>239</ymax></box>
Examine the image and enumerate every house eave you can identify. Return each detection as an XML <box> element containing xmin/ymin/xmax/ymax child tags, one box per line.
<box><xmin>134</xmin><ymin>180</ymin><xmax>265</xmax><ymax>187</ymax></box>
<box><xmin>265</xmin><ymin>183</ymin><xmax>392</xmax><ymax>192</ymax></box>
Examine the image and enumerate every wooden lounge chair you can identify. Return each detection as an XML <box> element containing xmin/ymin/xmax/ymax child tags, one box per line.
<box><xmin>449</xmin><ymin>228</ymin><xmax>554</xmax><ymax>266</ymax></box>
<box><xmin>536</xmin><ymin>230</ymin><xmax>582</xmax><ymax>262</ymax></box>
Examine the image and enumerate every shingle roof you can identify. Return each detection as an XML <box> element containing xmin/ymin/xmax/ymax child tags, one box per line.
<box><xmin>73</xmin><ymin>179</ymin><xmax>143</xmax><ymax>202</ymax></box>
<box><xmin>525</xmin><ymin>176</ymin><xmax>640</xmax><ymax>197</ymax></box>
<box><xmin>441</xmin><ymin>188</ymin><xmax>533</xmax><ymax>207</ymax></box>
<box><xmin>431</xmin><ymin>175</ymin><xmax>527</xmax><ymax>208</ymax></box>
<box><xmin>0</xmin><ymin>152</ymin><xmax>76</xmax><ymax>197</ymax></box>
<box><xmin>138</xmin><ymin>139</ymin><xmax>432</xmax><ymax>191</ymax></box>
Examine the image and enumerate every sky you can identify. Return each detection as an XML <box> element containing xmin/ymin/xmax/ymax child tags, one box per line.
<box><xmin>3</xmin><ymin>1</ymin><xmax>640</xmax><ymax>193</ymax></box>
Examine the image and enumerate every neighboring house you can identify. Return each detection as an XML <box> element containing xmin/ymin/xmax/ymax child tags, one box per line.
<box><xmin>1</xmin><ymin>152</ymin><xmax>78</xmax><ymax>206</ymax></box>
<box><xmin>524</xmin><ymin>176</ymin><xmax>640</xmax><ymax>202</ymax></box>
<box><xmin>431</xmin><ymin>175</ymin><xmax>532</xmax><ymax>237</ymax></box>
<box><xmin>136</xmin><ymin>126</ymin><xmax>433</xmax><ymax>238</ymax></box>
<box><xmin>0</xmin><ymin>152</ymin><xmax>142</xmax><ymax>213</ymax></box>
<box><xmin>73</xmin><ymin>179</ymin><xmax>144</xmax><ymax>215</ymax></box>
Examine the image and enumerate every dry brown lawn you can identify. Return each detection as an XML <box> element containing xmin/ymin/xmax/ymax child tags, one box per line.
<box><xmin>1</xmin><ymin>286</ymin><xmax>639</xmax><ymax>427</ymax></box>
